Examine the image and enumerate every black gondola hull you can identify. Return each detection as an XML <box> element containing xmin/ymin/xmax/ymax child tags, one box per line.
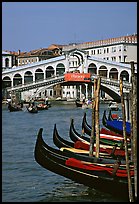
<box><xmin>34</xmin><ymin>129</ymin><xmax>134</xmax><ymax>201</ymax></box>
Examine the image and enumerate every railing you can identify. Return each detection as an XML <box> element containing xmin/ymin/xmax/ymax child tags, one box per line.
<box><xmin>6</xmin><ymin>75</ymin><xmax>65</xmax><ymax>92</ymax></box>
<box><xmin>6</xmin><ymin>73</ymin><xmax>131</xmax><ymax>93</ymax></box>
<box><xmin>91</xmin><ymin>74</ymin><xmax>131</xmax><ymax>90</ymax></box>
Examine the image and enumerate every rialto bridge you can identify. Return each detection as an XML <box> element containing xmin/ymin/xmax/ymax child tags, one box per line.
<box><xmin>2</xmin><ymin>49</ymin><xmax>137</xmax><ymax>102</ymax></box>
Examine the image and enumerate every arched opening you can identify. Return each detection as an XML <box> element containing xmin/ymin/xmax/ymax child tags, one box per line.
<box><xmin>98</xmin><ymin>66</ymin><xmax>108</xmax><ymax>77</ymax></box>
<box><xmin>56</xmin><ymin>63</ymin><xmax>65</xmax><ymax>75</ymax></box>
<box><xmin>120</xmin><ymin>70</ymin><xmax>129</xmax><ymax>82</ymax></box>
<box><xmin>88</xmin><ymin>63</ymin><xmax>97</xmax><ymax>74</ymax></box>
<box><xmin>109</xmin><ymin>68</ymin><xmax>118</xmax><ymax>80</ymax></box>
<box><xmin>24</xmin><ymin>71</ymin><xmax>33</xmax><ymax>84</ymax></box>
<box><xmin>35</xmin><ymin>68</ymin><xmax>44</xmax><ymax>81</ymax></box>
<box><xmin>45</xmin><ymin>66</ymin><xmax>54</xmax><ymax>78</ymax></box>
<box><xmin>2</xmin><ymin>76</ymin><xmax>12</xmax><ymax>88</ymax></box>
<box><xmin>2</xmin><ymin>76</ymin><xmax>12</xmax><ymax>100</ymax></box>
<box><xmin>13</xmin><ymin>73</ymin><xmax>22</xmax><ymax>86</ymax></box>
<box><xmin>5</xmin><ymin>58</ymin><xmax>10</xmax><ymax>67</ymax></box>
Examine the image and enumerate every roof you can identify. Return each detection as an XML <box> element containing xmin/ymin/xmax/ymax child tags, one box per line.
<box><xmin>47</xmin><ymin>44</ymin><xmax>63</xmax><ymax>50</ymax></box>
<box><xmin>2</xmin><ymin>51</ymin><xmax>12</xmax><ymax>55</ymax></box>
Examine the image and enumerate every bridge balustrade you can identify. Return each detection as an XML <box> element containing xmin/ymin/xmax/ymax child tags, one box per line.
<box><xmin>91</xmin><ymin>74</ymin><xmax>131</xmax><ymax>90</ymax></box>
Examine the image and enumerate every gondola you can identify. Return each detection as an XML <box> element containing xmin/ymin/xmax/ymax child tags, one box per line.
<box><xmin>53</xmin><ymin>123</ymin><xmax>129</xmax><ymax>158</ymax></box>
<box><xmin>108</xmin><ymin>101</ymin><xmax>119</xmax><ymax>111</ymax></box>
<box><xmin>50</xmin><ymin>124</ymin><xmax>118</xmax><ymax>164</ymax></box>
<box><xmin>75</xmin><ymin>100</ymin><xmax>83</xmax><ymax>107</ymax></box>
<box><xmin>8</xmin><ymin>103</ymin><xmax>22</xmax><ymax>112</ymax></box>
<box><xmin>76</xmin><ymin>100</ymin><xmax>92</xmax><ymax>109</ymax></box>
<box><xmin>108</xmin><ymin>109</ymin><xmax>119</xmax><ymax>120</ymax></box>
<box><xmin>102</xmin><ymin>110</ymin><xmax>131</xmax><ymax>137</ymax></box>
<box><xmin>36</xmin><ymin>103</ymin><xmax>48</xmax><ymax>110</ymax></box>
<box><xmin>34</xmin><ymin>128</ymin><xmax>134</xmax><ymax>201</ymax></box>
<box><xmin>69</xmin><ymin>119</ymin><xmax>131</xmax><ymax>156</ymax></box>
<box><xmin>82</xmin><ymin>112</ymin><xmax>123</xmax><ymax>138</ymax></box>
<box><xmin>70</xmin><ymin>118</ymin><xmax>130</xmax><ymax>147</ymax></box>
<box><xmin>27</xmin><ymin>106</ymin><xmax>38</xmax><ymax>113</ymax></box>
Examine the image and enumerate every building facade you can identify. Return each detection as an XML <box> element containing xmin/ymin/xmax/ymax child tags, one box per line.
<box><xmin>62</xmin><ymin>34</ymin><xmax>137</xmax><ymax>64</ymax></box>
<box><xmin>17</xmin><ymin>45</ymin><xmax>63</xmax><ymax>66</ymax></box>
<box><xmin>2</xmin><ymin>34</ymin><xmax>137</xmax><ymax>101</ymax></box>
<box><xmin>2</xmin><ymin>51</ymin><xmax>18</xmax><ymax>71</ymax></box>
<box><xmin>61</xmin><ymin>34</ymin><xmax>137</xmax><ymax>100</ymax></box>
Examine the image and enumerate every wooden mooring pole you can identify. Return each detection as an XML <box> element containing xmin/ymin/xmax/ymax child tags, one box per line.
<box><xmin>120</xmin><ymin>78</ymin><xmax>134</xmax><ymax>202</ymax></box>
<box><xmin>89</xmin><ymin>78</ymin><xmax>97</xmax><ymax>156</ymax></box>
<box><xmin>95</xmin><ymin>77</ymin><xmax>101</xmax><ymax>158</ymax></box>
<box><xmin>130</xmin><ymin>61</ymin><xmax>137</xmax><ymax>201</ymax></box>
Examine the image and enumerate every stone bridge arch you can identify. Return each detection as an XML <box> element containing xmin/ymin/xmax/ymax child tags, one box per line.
<box><xmin>13</xmin><ymin>73</ymin><xmax>22</xmax><ymax>86</ymax></box>
<box><xmin>120</xmin><ymin>70</ymin><xmax>129</xmax><ymax>82</ymax></box>
<box><xmin>100</xmin><ymin>83</ymin><xmax>121</xmax><ymax>102</ymax></box>
<box><xmin>88</xmin><ymin>63</ymin><xmax>97</xmax><ymax>74</ymax></box>
<box><xmin>24</xmin><ymin>71</ymin><xmax>33</xmax><ymax>84</ymax></box>
<box><xmin>35</xmin><ymin>68</ymin><xmax>44</xmax><ymax>81</ymax></box>
<box><xmin>45</xmin><ymin>66</ymin><xmax>54</xmax><ymax>78</ymax></box>
<box><xmin>2</xmin><ymin>76</ymin><xmax>12</xmax><ymax>88</ymax></box>
<box><xmin>98</xmin><ymin>65</ymin><xmax>108</xmax><ymax>77</ymax></box>
<box><xmin>56</xmin><ymin>63</ymin><xmax>65</xmax><ymax>75</ymax></box>
<box><xmin>109</xmin><ymin>68</ymin><xmax>118</xmax><ymax>79</ymax></box>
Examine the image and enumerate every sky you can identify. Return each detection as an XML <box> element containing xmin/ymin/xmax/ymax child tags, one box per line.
<box><xmin>2</xmin><ymin>2</ymin><xmax>137</xmax><ymax>52</ymax></box>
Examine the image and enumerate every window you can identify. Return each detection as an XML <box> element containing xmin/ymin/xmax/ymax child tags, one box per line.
<box><xmin>107</xmin><ymin>48</ymin><xmax>109</xmax><ymax>53</ymax></box>
<box><xmin>124</xmin><ymin>55</ymin><xmax>127</xmax><ymax>62</ymax></box>
<box><xmin>113</xmin><ymin>57</ymin><xmax>116</xmax><ymax>61</ymax></box>
<box><xmin>112</xmin><ymin>47</ymin><xmax>116</xmax><ymax>52</ymax></box>
<box><xmin>5</xmin><ymin>58</ymin><xmax>9</xmax><ymax>67</ymax></box>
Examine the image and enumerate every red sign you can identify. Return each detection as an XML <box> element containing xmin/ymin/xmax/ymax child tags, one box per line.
<box><xmin>64</xmin><ymin>73</ymin><xmax>91</xmax><ymax>82</ymax></box>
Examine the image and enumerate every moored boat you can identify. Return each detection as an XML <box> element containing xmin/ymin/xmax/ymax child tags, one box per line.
<box><xmin>34</xmin><ymin>128</ymin><xmax>134</xmax><ymax>201</ymax></box>
<box><xmin>108</xmin><ymin>101</ymin><xmax>119</xmax><ymax>111</ymax></box>
<box><xmin>102</xmin><ymin>110</ymin><xmax>131</xmax><ymax>137</ymax></box>
<box><xmin>36</xmin><ymin>103</ymin><xmax>48</xmax><ymax>110</ymax></box>
<box><xmin>75</xmin><ymin>99</ymin><xmax>92</xmax><ymax>109</ymax></box>
<box><xmin>69</xmin><ymin>119</ymin><xmax>131</xmax><ymax>155</ymax></box>
<box><xmin>8</xmin><ymin>103</ymin><xmax>22</xmax><ymax>112</ymax></box>
<box><xmin>75</xmin><ymin>100</ymin><xmax>82</xmax><ymax>107</ymax></box>
<box><xmin>27</xmin><ymin>106</ymin><xmax>38</xmax><ymax>113</ymax></box>
<box><xmin>53</xmin><ymin>123</ymin><xmax>129</xmax><ymax>158</ymax></box>
<box><xmin>82</xmin><ymin>112</ymin><xmax>125</xmax><ymax>138</ymax></box>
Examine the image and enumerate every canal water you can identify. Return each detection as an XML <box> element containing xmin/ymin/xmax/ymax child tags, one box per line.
<box><xmin>2</xmin><ymin>102</ymin><xmax>126</xmax><ymax>202</ymax></box>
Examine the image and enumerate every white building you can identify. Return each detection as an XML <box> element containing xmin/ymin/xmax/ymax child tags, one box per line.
<box><xmin>2</xmin><ymin>51</ymin><xmax>13</xmax><ymax>71</ymax></box>
<box><xmin>2</xmin><ymin>34</ymin><xmax>137</xmax><ymax>101</ymax></box>
<box><xmin>62</xmin><ymin>34</ymin><xmax>137</xmax><ymax>63</ymax></box>
<box><xmin>61</xmin><ymin>34</ymin><xmax>137</xmax><ymax>100</ymax></box>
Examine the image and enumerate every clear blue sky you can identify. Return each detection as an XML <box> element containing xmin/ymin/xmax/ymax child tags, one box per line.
<box><xmin>2</xmin><ymin>2</ymin><xmax>137</xmax><ymax>52</ymax></box>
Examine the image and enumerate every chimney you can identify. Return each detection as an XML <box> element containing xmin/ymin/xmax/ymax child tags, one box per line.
<box><xmin>18</xmin><ymin>49</ymin><xmax>21</xmax><ymax>55</ymax></box>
